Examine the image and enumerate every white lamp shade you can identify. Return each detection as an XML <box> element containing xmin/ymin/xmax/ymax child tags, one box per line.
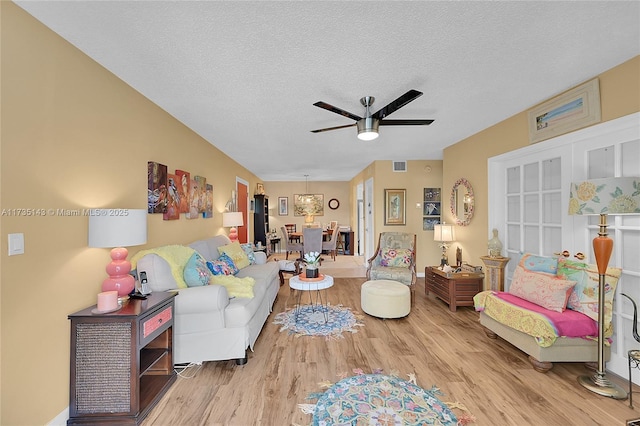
<box><xmin>88</xmin><ymin>209</ymin><xmax>147</xmax><ymax>248</ymax></box>
<box><xmin>433</xmin><ymin>223</ymin><xmax>455</xmax><ymax>242</ymax></box>
<box><xmin>223</xmin><ymin>211</ymin><xmax>244</xmax><ymax>227</ymax></box>
<box><xmin>569</xmin><ymin>177</ymin><xmax>640</xmax><ymax>216</ymax></box>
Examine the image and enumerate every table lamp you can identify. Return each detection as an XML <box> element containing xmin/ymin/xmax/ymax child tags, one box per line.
<box><xmin>305</xmin><ymin>214</ymin><xmax>314</xmax><ymax>228</ymax></box>
<box><xmin>223</xmin><ymin>211</ymin><xmax>244</xmax><ymax>242</ymax></box>
<box><xmin>568</xmin><ymin>176</ymin><xmax>639</xmax><ymax>400</ymax></box>
<box><xmin>433</xmin><ymin>222</ymin><xmax>455</xmax><ymax>267</ymax></box>
<box><xmin>88</xmin><ymin>209</ymin><xmax>147</xmax><ymax>299</ymax></box>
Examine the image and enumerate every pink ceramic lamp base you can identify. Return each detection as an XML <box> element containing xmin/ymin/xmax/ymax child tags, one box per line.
<box><xmin>228</xmin><ymin>227</ymin><xmax>239</xmax><ymax>242</ymax></box>
<box><xmin>102</xmin><ymin>247</ymin><xmax>135</xmax><ymax>298</ymax></box>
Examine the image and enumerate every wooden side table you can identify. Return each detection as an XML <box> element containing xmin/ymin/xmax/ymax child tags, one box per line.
<box><xmin>68</xmin><ymin>292</ymin><xmax>176</xmax><ymax>425</ymax></box>
<box><xmin>425</xmin><ymin>266</ymin><xmax>484</xmax><ymax>312</ymax></box>
<box><xmin>480</xmin><ymin>256</ymin><xmax>510</xmax><ymax>291</ymax></box>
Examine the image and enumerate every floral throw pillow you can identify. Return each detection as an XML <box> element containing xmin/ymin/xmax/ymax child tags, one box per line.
<box><xmin>206</xmin><ymin>260</ymin><xmax>232</xmax><ymax>276</ymax></box>
<box><xmin>183</xmin><ymin>253</ymin><xmax>212</xmax><ymax>287</ymax></box>
<box><xmin>380</xmin><ymin>248</ymin><xmax>413</xmax><ymax>267</ymax></box>
<box><xmin>240</xmin><ymin>243</ymin><xmax>256</xmax><ymax>265</ymax></box>
<box><xmin>217</xmin><ymin>253</ymin><xmax>239</xmax><ymax>275</ymax></box>
<box><xmin>519</xmin><ymin>253</ymin><xmax>558</xmax><ymax>275</ymax></box>
<box><xmin>557</xmin><ymin>259</ymin><xmax>622</xmax><ymax>328</ymax></box>
<box><xmin>508</xmin><ymin>265</ymin><xmax>576</xmax><ymax>312</ymax></box>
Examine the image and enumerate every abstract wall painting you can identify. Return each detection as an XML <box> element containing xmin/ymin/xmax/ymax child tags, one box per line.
<box><xmin>148</xmin><ymin>161</ymin><xmax>167</xmax><ymax>214</ymax></box>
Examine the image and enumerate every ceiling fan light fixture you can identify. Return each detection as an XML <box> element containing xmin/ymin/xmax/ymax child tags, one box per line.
<box><xmin>357</xmin><ymin>117</ymin><xmax>379</xmax><ymax>141</ymax></box>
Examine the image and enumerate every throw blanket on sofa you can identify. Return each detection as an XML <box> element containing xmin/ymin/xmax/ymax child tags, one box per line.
<box><xmin>130</xmin><ymin>245</ymin><xmax>197</xmax><ymax>289</ymax></box>
<box><xmin>210</xmin><ymin>275</ymin><xmax>256</xmax><ymax>298</ymax></box>
<box><xmin>474</xmin><ymin>291</ymin><xmax>601</xmax><ymax>347</ymax></box>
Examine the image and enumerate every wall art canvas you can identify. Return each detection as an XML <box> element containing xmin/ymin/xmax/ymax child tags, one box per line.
<box><xmin>194</xmin><ymin>176</ymin><xmax>207</xmax><ymax>213</ymax></box>
<box><xmin>163</xmin><ymin>173</ymin><xmax>181</xmax><ymax>220</ymax></box>
<box><xmin>528</xmin><ymin>78</ymin><xmax>601</xmax><ymax>144</ymax></box>
<box><xmin>423</xmin><ymin>216</ymin><xmax>440</xmax><ymax>231</ymax></box>
<box><xmin>384</xmin><ymin>189</ymin><xmax>406</xmax><ymax>225</ymax></box>
<box><xmin>294</xmin><ymin>194</ymin><xmax>324</xmax><ymax>216</ymax></box>
<box><xmin>278</xmin><ymin>197</ymin><xmax>288</xmax><ymax>215</ymax></box>
<box><xmin>147</xmin><ymin>161</ymin><xmax>167</xmax><ymax>214</ymax></box>
<box><xmin>203</xmin><ymin>184</ymin><xmax>214</xmax><ymax>218</ymax></box>
<box><xmin>186</xmin><ymin>177</ymin><xmax>200</xmax><ymax>219</ymax></box>
<box><xmin>175</xmin><ymin>169</ymin><xmax>191</xmax><ymax>213</ymax></box>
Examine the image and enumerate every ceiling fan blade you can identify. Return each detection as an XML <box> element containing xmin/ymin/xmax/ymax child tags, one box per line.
<box><xmin>372</xmin><ymin>89</ymin><xmax>423</xmax><ymax>120</ymax></box>
<box><xmin>310</xmin><ymin>123</ymin><xmax>357</xmax><ymax>133</ymax></box>
<box><xmin>379</xmin><ymin>119</ymin><xmax>434</xmax><ymax>126</ymax></box>
<box><xmin>313</xmin><ymin>101</ymin><xmax>362</xmax><ymax>121</ymax></box>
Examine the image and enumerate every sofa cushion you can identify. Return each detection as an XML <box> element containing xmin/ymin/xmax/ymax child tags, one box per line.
<box><xmin>183</xmin><ymin>253</ymin><xmax>212</xmax><ymax>287</ymax></box>
<box><xmin>189</xmin><ymin>234</ymin><xmax>232</xmax><ymax>262</ymax></box>
<box><xmin>557</xmin><ymin>259</ymin><xmax>622</xmax><ymax>329</ymax></box>
<box><xmin>218</xmin><ymin>241</ymin><xmax>250</xmax><ymax>269</ymax></box>
<box><xmin>509</xmin><ymin>266</ymin><xmax>576</xmax><ymax>312</ymax></box>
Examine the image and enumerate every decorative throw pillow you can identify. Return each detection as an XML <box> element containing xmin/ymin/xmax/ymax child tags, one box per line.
<box><xmin>508</xmin><ymin>265</ymin><xmax>576</xmax><ymax>312</ymax></box>
<box><xmin>379</xmin><ymin>248</ymin><xmax>413</xmax><ymax>267</ymax></box>
<box><xmin>206</xmin><ymin>260</ymin><xmax>232</xmax><ymax>276</ymax></box>
<box><xmin>218</xmin><ymin>242</ymin><xmax>250</xmax><ymax>269</ymax></box>
<box><xmin>240</xmin><ymin>243</ymin><xmax>257</xmax><ymax>265</ymax></box>
<box><xmin>519</xmin><ymin>253</ymin><xmax>558</xmax><ymax>275</ymax></box>
<box><xmin>557</xmin><ymin>259</ymin><xmax>622</xmax><ymax>328</ymax></box>
<box><xmin>217</xmin><ymin>252</ymin><xmax>240</xmax><ymax>275</ymax></box>
<box><xmin>183</xmin><ymin>253</ymin><xmax>212</xmax><ymax>287</ymax></box>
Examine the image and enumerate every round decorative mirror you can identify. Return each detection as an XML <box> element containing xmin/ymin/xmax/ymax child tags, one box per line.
<box><xmin>450</xmin><ymin>178</ymin><xmax>475</xmax><ymax>226</ymax></box>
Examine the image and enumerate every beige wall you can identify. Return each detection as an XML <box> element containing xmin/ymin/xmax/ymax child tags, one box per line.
<box><xmin>350</xmin><ymin>160</ymin><xmax>444</xmax><ymax>270</ymax></box>
<box><xmin>264</xmin><ymin>181</ymin><xmax>351</xmax><ymax>237</ymax></box>
<box><xmin>442</xmin><ymin>56</ymin><xmax>640</xmax><ymax>287</ymax></box>
<box><xmin>0</xmin><ymin>4</ymin><xmax>260</xmax><ymax>424</ymax></box>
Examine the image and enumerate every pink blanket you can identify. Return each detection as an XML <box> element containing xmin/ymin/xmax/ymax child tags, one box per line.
<box><xmin>494</xmin><ymin>292</ymin><xmax>598</xmax><ymax>338</ymax></box>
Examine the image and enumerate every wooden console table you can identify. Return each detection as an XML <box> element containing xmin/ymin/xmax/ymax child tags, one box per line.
<box><xmin>480</xmin><ymin>256</ymin><xmax>510</xmax><ymax>291</ymax></box>
<box><xmin>68</xmin><ymin>292</ymin><xmax>176</xmax><ymax>425</ymax></box>
<box><xmin>425</xmin><ymin>266</ymin><xmax>484</xmax><ymax>312</ymax></box>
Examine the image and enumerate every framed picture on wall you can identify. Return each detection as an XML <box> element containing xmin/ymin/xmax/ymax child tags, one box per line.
<box><xmin>278</xmin><ymin>197</ymin><xmax>288</xmax><ymax>215</ymax></box>
<box><xmin>384</xmin><ymin>189</ymin><xmax>406</xmax><ymax>225</ymax></box>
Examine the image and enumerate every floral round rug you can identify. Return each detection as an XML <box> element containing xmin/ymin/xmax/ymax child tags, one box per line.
<box><xmin>312</xmin><ymin>374</ymin><xmax>458</xmax><ymax>426</ymax></box>
<box><xmin>273</xmin><ymin>304</ymin><xmax>364</xmax><ymax>339</ymax></box>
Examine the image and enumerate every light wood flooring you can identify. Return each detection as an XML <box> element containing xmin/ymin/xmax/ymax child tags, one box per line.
<box><xmin>143</xmin><ymin>270</ymin><xmax>638</xmax><ymax>425</ymax></box>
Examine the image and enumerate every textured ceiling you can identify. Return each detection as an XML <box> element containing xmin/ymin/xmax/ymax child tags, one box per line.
<box><xmin>15</xmin><ymin>1</ymin><xmax>640</xmax><ymax>181</ymax></box>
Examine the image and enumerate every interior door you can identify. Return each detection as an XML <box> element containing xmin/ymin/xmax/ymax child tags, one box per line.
<box><xmin>236</xmin><ymin>178</ymin><xmax>248</xmax><ymax>244</ymax></box>
<box><xmin>357</xmin><ymin>182</ymin><xmax>364</xmax><ymax>256</ymax></box>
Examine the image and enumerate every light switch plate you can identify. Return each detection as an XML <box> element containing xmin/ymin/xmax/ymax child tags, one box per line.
<box><xmin>8</xmin><ymin>233</ymin><xmax>24</xmax><ymax>256</ymax></box>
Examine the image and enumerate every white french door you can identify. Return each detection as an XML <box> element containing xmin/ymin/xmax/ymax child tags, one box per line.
<box><xmin>489</xmin><ymin>112</ymin><xmax>640</xmax><ymax>382</ymax></box>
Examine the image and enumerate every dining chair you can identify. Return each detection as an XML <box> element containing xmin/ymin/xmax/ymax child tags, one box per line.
<box><xmin>285</xmin><ymin>223</ymin><xmax>300</xmax><ymax>243</ymax></box>
<box><xmin>302</xmin><ymin>227</ymin><xmax>323</xmax><ymax>263</ymax></box>
<box><xmin>281</xmin><ymin>226</ymin><xmax>303</xmax><ymax>260</ymax></box>
<box><xmin>322</xmin><ymin>225</ymin><xmax>340</xmax><ymax>261</ymax></box>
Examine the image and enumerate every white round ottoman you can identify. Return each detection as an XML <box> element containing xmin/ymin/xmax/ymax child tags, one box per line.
<box><xmin>361</xmin><ymin>280</ymin><xmax>411</xmax><ymax>318</ymax></box>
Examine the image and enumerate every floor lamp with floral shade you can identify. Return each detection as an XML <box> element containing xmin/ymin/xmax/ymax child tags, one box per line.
<box><xmin>568</xmin><ymin>176</ymin><xmax>640</xmax><ymax>399</ymax></box>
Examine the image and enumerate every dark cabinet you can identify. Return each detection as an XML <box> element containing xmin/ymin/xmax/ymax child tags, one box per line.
<box><xmin>254</xmin><ymin>194</ymin><xmax>269</xmax><ymax>247</ymax></box>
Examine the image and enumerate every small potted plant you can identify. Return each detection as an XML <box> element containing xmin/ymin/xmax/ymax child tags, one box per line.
<box><xmin>303</xmin><ymin>251</ymin><xmax>321</xmax><ymax>278</ymax></box>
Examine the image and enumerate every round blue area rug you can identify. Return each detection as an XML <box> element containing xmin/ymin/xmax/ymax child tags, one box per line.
<box><xmin>274</xmin><ymin>304</ymin><xmax>364</xmax><ymax>339</ymax></box>
<box><xmin>313</xmin><ymin>374</ymin><xmax>458</xmax><ymax>426</ymax></box>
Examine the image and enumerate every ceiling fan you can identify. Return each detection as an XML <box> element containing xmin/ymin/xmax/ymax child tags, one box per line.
<box><xmin>311</xmin><ymin>89</ymin><xmax>434</xmax><ymax>140</ymax></box>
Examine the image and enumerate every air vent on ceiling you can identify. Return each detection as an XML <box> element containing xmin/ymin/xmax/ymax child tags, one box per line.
<box><xmin>392</xmin><ymin>161</ymin><xmax>407</xmax><ymax>172</ymax></box>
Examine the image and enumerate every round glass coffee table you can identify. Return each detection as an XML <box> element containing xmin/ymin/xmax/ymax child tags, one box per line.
<box><xmin>289</xmin><ymin>273</ymin><xmax>334</xmax><ymax>323</ymax></box>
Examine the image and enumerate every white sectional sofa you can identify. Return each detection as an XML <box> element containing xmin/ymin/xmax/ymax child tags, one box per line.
<box><xmin>134</xmin><ymin>234</ymin><xmax>280</xmax><ymax>365</ymax></box>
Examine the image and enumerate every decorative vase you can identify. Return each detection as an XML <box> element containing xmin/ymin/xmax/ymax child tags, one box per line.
<box><xmin>488</xmin><ymin>228</ymin><xmax>503</xmax><ymax>258</ymax></box>
<box><xmin>306</xmin><ymin>266</ymin><xmax>319</xmax><ymax>278</ymax></box>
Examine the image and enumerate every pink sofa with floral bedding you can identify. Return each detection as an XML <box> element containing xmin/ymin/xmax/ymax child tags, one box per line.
<box><xmin>473</xmin><ymin>253</ymin><xmax>621</xmax><ymax>372</ymax></box>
